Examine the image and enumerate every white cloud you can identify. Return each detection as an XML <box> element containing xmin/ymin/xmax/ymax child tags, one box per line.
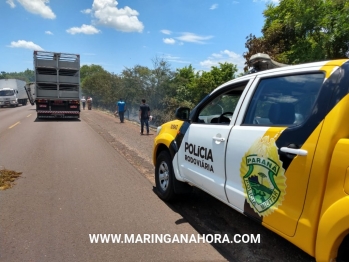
<box><xmin>45</xmin><ymin>30</ymin><xmax>53</xmax><ymax>35</ymax></box>
<box><xmin>81</xmin><ymin>9</ymin><xmax>92</xmax><ymax>14</ymax></box>
<box><xmin>8</xmin><ymin>40</ymin><xmax>44</xmax><ymax>51</ymax></box>
<box><xmin>66</xmin><ymin>24</ymin><xmax>101</xmax><ymax>35</ymax></box>
<box><xmin>6</xmin><ymin>0</ymin><xmax>15</xmax><ymax>8</ymax></box>
<box><xmin>253</xmin><ymin>0</ymin><xmax>279</xmax><ymax>3</ymax></box>
<box><xmin>211</xmin><ymin>53</ymin><xmax>222</xmax><ymax>58</ymax></box>
<box><xmin>176</xmin><ymin>32</ymin><xmax>213</xmax><ymax>44</ymax></box>
<box><xmin>200</xmin><ymin>50</ymin><xmax>245</xmax><ymax>72</ymax></box>
<box><xmin>161</xmin><ymin>54</ymin><xmax>190</xmax><ymax>64</ymax></box>
<box><xmin>163</xmin><ymin>38</ymin><xmax>176</xmax><ymax>44</ymax></box>
<box><xmin>160</xmin><ymin>29</ymin><xmax>171</xmax><ymax>35</ymax></box>
<box><xmin>210</xmin><ymin>4</ymin><xmax>218</xmax><ymax>10</ymax></box>
<box><xmin>91</xmin><ymin>0</ymin><xmax>144</xmax><ymax>33</ymax></box>
<box><xmin>15</xmin><ymin>0</ymin><xmax>56</xmax><ymax>19</ymax></box>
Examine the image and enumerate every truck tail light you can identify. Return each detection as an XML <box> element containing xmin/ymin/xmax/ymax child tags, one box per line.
<box><xmin>69</xmin><ymin>100</ymin><xmax>80</xmax><ymax>105</ymax></box>
<box><xmin>36</xmin><ymin>99</ymin><xmax>48</xmax><ymax>103</ymax></box>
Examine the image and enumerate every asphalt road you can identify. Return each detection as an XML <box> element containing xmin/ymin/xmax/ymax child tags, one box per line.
<box><xmin>0</xmin><ymin>105</ymin><xmax>226</xmax><ymax>262</ymax></box>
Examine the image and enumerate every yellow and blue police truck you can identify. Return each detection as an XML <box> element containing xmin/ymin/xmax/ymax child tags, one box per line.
<box><xmin>153</xmin><ymin>54</ymin><xmax>349</xmax><ymax>262</ymax></box>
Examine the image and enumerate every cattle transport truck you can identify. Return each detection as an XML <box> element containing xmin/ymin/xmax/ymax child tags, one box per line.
<box><xmin>34</xmin><ymin>51</ymin><xmax>81</xmax><ymax>119</ymax></box>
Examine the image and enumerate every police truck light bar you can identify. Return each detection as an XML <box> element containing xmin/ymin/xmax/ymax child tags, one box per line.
<box><xmin>248</xmin><ymin>53</ymin><xmax>288</xmax><ymax>73</ymax></box>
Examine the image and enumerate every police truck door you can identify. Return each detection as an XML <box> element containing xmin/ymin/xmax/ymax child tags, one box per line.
<box><xmin>177</xmin><ymin>81</ymin><xmax>251</xmax><ymax>202</ymax></box>
<box><xmin>224</xmin><ymin>69</ymin><xmax>327</xmax><ymax>236</ymax></box>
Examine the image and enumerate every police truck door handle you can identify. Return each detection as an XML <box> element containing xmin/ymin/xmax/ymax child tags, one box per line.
<box><xmin>280</xmin><ymin>147</ymin><xmax>308</xmax><ymax>156</ymax></box>
<box><xmin>213</xmin><ymin>137</ymin><xmax>225</xmax><ymax>142</ymax></box>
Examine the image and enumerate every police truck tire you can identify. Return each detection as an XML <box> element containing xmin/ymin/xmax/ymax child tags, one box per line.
<box><xmin>155</xmin><ymin>151</ymin><xmax>176</xmax><ymax>201</ymax></box>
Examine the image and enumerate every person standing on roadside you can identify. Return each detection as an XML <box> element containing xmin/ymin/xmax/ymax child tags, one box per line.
<box><xmin>116</xmin><ymin>98</ymin><xmax>126</xmax><ymax>123</ymax></box>
<box><xmin>139</xmin><ymin>99</ymin><xmax>150</xmax><ymax>135</ymax></box>
<box><xmin>87</xmin><ymin>96</ymin><xmax>92</xmax><ymax>110</ymax></box>
<box><xmin>81</xmin><ymin>96</ymin><xmax>86</xmax><ymax>110</ymax></box>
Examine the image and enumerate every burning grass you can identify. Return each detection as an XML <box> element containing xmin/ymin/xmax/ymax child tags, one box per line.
<box><xmin>0</xmin><ymin>168</ymin><xmax>22</xmax><ymax>190</ymax></box>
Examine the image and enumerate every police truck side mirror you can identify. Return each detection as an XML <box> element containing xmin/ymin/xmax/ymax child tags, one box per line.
<box><xmin>175</xmin><ymin>107</ymin><xmax>190</xmax><ymax>121</ymax></box>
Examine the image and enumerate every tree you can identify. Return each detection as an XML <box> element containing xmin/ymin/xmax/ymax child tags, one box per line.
<box><xmin>80</xmin><ymin>64</ymin><xmax>106</xmax><ymax>84</ymax></box>
<box><xmin>0</xmin><ymin>69</ymin><xmax>34</xmax><ymax>82</ymax></box>
<box><xmin>149</xmin><ymin>57</ymin><xmax>175</xmax><ymax>109</ymax></box>
<box><xmin>244</xmin><ymin>0</ymin><xmax>349</xmax><ymax>70</ymax></box>
<box><xmin>172</xmin><ymin>65</ymin><xmax>196</xmax><ymax>103</ymax></box>
<box><xmin>81</xmin><ymin>65</ymin><xmax>121</xmax><ymax>111</ymax></box>
<box><xmin>210</xmin><ymin>62</ymin><xmax>238</xmax><ymax>87</ymax></box>
<box><xmin>243</xmin><ymin>34</ymin><xmax>280</xmax><ymax>72</ymax></box>
<box><xmin>120</xmin><ymin>65</ymin><xmax>152</xmax><ymax>110</ymax></box>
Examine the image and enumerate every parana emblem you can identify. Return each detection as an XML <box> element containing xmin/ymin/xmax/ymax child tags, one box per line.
<box><xmin>240</xmin><ymin>136</ymin><xmax>286</xmax><ymax>217</ymax></box>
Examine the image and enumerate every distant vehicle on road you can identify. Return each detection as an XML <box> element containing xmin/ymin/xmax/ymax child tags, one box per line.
<box><xmin>0</xmin><ymin>79</ymin><xmax>28</xmax><ymax>107</ymax></box>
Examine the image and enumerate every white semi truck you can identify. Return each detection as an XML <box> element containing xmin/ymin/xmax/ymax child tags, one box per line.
<box><xmin>0</xmin><ymin>79</ymin><xmax>29</xmax><ymax>107</ymax></box>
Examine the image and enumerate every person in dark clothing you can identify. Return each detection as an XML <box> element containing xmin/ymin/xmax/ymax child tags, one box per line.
<box><xmin>139</xmin><ymin>99</ymin><xmax>150</xmax><ymax>135</ymax></box>
<box><xmin>116</xmin><ymin>98</ymin><xmax>126</xmax><ymax>123</ymax></box>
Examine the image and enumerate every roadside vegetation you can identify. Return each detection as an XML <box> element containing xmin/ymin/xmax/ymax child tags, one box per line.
<box><xmin>243</xmin><ymin>0</ymin><xmax>349</xmax><ymax>69</ymax></box>
<box><xmin>1</xmin><ymin>0</ymin><xmax>348</xmax><ymax>126</ymax></box>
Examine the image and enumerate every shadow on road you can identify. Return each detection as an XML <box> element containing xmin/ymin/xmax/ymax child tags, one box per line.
<box><xmin>152</xmin><ymin>186</ymin><xmax>315</xmax><ymax>262</ymax></box>
<box><xmin>34</xmin><ymin>118</ymin><xmax>81</xmax><ymax>122</ymax></box>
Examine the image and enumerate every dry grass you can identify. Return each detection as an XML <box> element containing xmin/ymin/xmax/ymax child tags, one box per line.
<box><xmin>0</xmin><ymin>168</ymin><xmax>22</xmax><ymax>190</ymax></box>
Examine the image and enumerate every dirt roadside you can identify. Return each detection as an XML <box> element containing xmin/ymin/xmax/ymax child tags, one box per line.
<box><xmin>81</xmin><ymin>109</ymin><xmax>314</xmax><ymax>262</ymax></box>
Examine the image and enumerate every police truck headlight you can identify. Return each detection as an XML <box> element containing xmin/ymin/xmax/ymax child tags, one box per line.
<box><xmin>156</xmin><ymin>126</ymin><xmax>162</xmax><ymax>135</ymax></box>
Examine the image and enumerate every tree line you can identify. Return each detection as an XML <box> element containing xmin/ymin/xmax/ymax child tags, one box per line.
<box><xmin>80</xmin><ymin>59</ymin><xmax>238</xmax><ymax>125</ymax></box>
<box><xmin>2</xmin><ymin>0</ymin><xmax>347</xmax><ymax>125</ymax></box>
<box><xmin>0</xmin><ymin>70</ymin><xmax>34</xmax><ymax>82</ymax></box>
<box><xmin>243</xmin><ymin>0</ymin><xmax>349</xmax><ymax>70</ymax></box>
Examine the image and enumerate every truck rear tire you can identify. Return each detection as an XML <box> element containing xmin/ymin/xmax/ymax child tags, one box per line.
<box><xmin>155</xmin><ymin>151</ymin><xmax>176</xmax><ymax>201</ymax></box>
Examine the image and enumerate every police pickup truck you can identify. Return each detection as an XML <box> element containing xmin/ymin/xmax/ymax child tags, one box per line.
<box><xmin>152</xmin><ymin>54</ymin><xmax>349</xmax><ymax>261</ymax></box>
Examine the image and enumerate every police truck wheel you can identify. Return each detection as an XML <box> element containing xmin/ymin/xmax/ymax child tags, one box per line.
<box><xmin>155</xmin><ymin>151</ymin><xmax>176</xmax><ymax>201</ymax></box>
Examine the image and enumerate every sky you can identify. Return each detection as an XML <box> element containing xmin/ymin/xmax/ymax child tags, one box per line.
<box><xmin>1</xmin><ymin>0</ymin><xmax>279</xmax><ymax>75</ymax></box>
